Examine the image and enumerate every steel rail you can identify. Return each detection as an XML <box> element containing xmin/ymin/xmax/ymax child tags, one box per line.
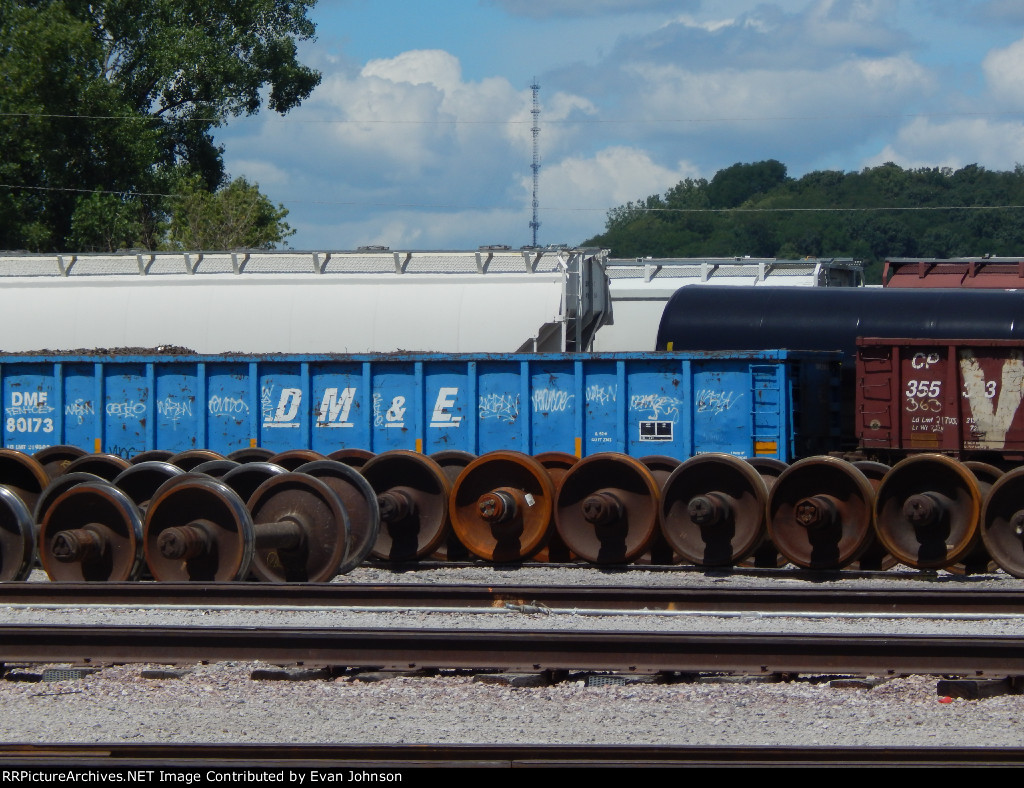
<box><xmin>3</xmin><ymin>581</ymin><xmax>1024</xmax><ymax>615</ymax></box>
<box><xmin>1</xmin><ymin>742</ymin><xmax>1023</xmax><ymax>767</ymax></box>
<box><xmin>3</xmin><ymin>624</ymin><xmax>1024</xmax><ymax>675</ymax></box>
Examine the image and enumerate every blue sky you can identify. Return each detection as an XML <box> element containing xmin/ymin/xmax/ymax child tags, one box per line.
<box><xmin>217</xmin><ymin>0</ymin><xmax>1024</xmax><ymax>250</ymax></box>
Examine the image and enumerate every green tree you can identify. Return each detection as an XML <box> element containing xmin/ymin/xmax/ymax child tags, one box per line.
<box><xmin>0</xmin><ymin>0</ymin><xmax>319</xmax><ymax>251</ymax></box>
<box><xmin>164</xmin><ymin>176</ymin><xmax>293</xmax><ymax>250</ymax></box>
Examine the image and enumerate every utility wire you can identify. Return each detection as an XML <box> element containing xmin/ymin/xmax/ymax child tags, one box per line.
<box><xmin>3</xmin><ymin>110</ymin><xmax>1024</xmax><ymax>126</ymax></box>
<box><xmin>2</xmin><ymin>182</ymin><xmax>1023</xmax><ymax>214</ymax></box>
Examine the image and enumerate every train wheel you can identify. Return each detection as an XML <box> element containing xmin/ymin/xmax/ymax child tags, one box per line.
<box><xmin>361</xmin><ymin>450</ymin><xmax>451</xmax><ymax>562</ymax></box>
<box><xmin>554</xmin><ymin>453</ymin><xmax>660</xmax><ymax>565</ymax></box>
<box><xmin>429</xmin><ymin>451</ymin><xmax>477</xmax><ymax>561</ymax></box>
<box><xmin>33</xmin><ymin>445</ymin><xmax>86</xmax><ymax>480</ymax></box>
<box><xmin>980</xmin><ymin>467</ymin><xmax>1024</xmax><ymax>578</ymax></box>
<box><xmin>40</xmin><ymin>483</ymin><xmax>144</xmax><ymax>581</ymax></box>
<box><xmin>327</xmin><ymin>449</ymin><xmax>375</xmax><ymax>469</ymax></box>
<box><xmin>743</xmin><ymin>458</ymin><xmax>789</xmax><ymax>568</ymax></box>
<box><xmin>849</xmin><ymin>461</ymin><xmax>896</xmax><ymax>571</ymax></box>
<box><xmin>638</xmin><ymin>456</ymin><xmax>681</xmax><ymax>566</ymax></box>
<box><xmin>0</xmin><ymin>450</ymin><xmax>55</xmax><ymax>513</ymax></box>
<box><xmin>33</xmin><ymin>472</ymin><xmax>111</xmax><ymax>524</ymax></box>
<box><xmin>952</xmin><ymin>462</ymin><xmax>1003</xmax><ymax>575</ymax></box>
<box><xmin>190</xmin><ymin>459</ymin><xmax>241</xmax><ymax>478</ymax></box>
<box><xmin>874</xmin><ymin>454</ymin><xmax>982</xmax><ymax>570</ymax></box>
<box><xmin>268</xmin><ymin>450</ymin><xmax>326</xmax><ymax>471</ymax></box>
<box><xmin>130</xmin><ymin>450</ymin><xmax>174</xmax><ymax>464</ymax></box>
<box><xmin>247</xmin><ymin>473</ymin><xmax>350</xmax><ymax>582</ymax></box>
<box><xmin>168</xmin><ymin>449</ymin><xmax>227</xmax><ymax>471</ymax></box>
<box><xmin>221</xmin><ymin>462</ymin><xmax>288</xmax><ymax>505</ymax></box>
<box><xmin>767</xmin><ymin>456</ymin><xmax>875</xmax><ymax>570</ymax></box>
<box><xmin>449</xmin><ymin>451</ymin><xmax>555</xmax><ymax>563</ymax></box>
<box><xmin>227</xmin><ymin>447</ymin><xmax>274</xmax><ymax>463</ymax></box>
<box><xmin>532</xmin><ymin>452</ymin><xmax>580</xmax><ymax>562</ymax></box>
<box><xmin>296</xmin><ymin>460</ymin><xmax>381</xmax><ymax>574</ymax></box>
<box><xmin>661</xmin><ymin>453</ymin><xmax>769</xmax><ymax>567</ymax></box>
<box><xmin>0</xmin><ymin>487</ymin><xmax>35</xmax><ymax>581</ymax></box>
<box><xmin>144</xmin><ymin>476</ymin><xmax>254</xmax><ymax>581</ymax></box>
<box><xmin>65</xmin><ymin>453</ymin><xmax>132</xmax><ymax>481</ymax></box>
<box><xmin>114</xmin><ymin>461</ymin><xmax>186</xmax><ymax>505</ymax></box>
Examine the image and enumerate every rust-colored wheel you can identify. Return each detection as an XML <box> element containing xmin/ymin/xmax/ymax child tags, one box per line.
<box><xmin>661</xmin><ymin>453</ymin><xmax>769</xmax><ymax>567</ymax></box>
<box><xmin>296</xmin><ymin>460</ymin><xmax>380</xmax><ymax>574</ymax></box>
<box><xmin>429</xmin><ymin>451</ymin><xmax>476</xmax><ymax>560</ymax></box>
<box><xmin>64</xmin><ymin>453</ymin><xmax>131</xmax><ymax>481</ymax></box>
<box><xmin>0</xmin><ymin>450</ymin><xmax>52</xmax><ymax>512</ymax></box>
<box><xmin>874</xmin><ymin>454</ymin><xmax>982</xmax><ymax>570</ymax></box>
<box><xmin>0</xmin><ymin>486</ymin><xmax>35</xmax><ymax>581</ymax></box>
<box><xmin>361</xmin><ymin>451</ymin><xmax>451</xmax><ymax>562</ymax></box>
<box><xmin>247</xmin><ymin>473</ymin><xmax>350</xmax><ymax>582</ymax></box>
<box><xmin>268</xmin><ymin>450</ymin><xmax>327</xmax><ymax>471</ymax></box>
<box><xmin>742</xmin><ymin>458</ymin><xmax>790</xmax><ymax>568</ymax></box>
<box><xmin>849</xmin><ymin>461</ymin><xmax>896</xmax><ymax>571</ymax></box>
<box><xmin>33</xmin><ymin>445</ymin><xmax>87</xmax><ymax>480</ymax></box>
<box><xmin>533</xmin><ymin>452</ymin><xmax>580</xmax><ymax>562</ymax></box>
<box><xmin>981</xmin><ymin>467</ymin><xmax>1024</xmax><ymax>578</ymax></box>
<box><xmin>40</xmin><ymin>483</ymin><xmax>144</xmax><ymax>581</ymax></box>
<box><xmin>221</xmin><ymin>462</ymin><xmax>288</xmax><ymax>504</ymax></box>
<box><xmin>449</xmin><ymin>451</ymin><xmax>555</xmax><ymax>562</ymax></box>
<box><xmin>168</xmin><ymin>449</ymin><xmax>226</xmax><ymax>471</ymax></box>
<box><xmin>956</xmin><ymin>462</ymin><xmax>1003</xmax><ymax>574</ymax></box>
<box><xmin>130</xmin><ymin>450</ymin><xmax>174</xmax><ymax>464</ymax></box>
<box><xmin>747</xmin><ymin>458</ymin><xmax>788</xmax><ymax>489</ymax></box>
<box><xmin>554</xmin><ymin>453</ymin><xmax>660</xmax><ymax>565</ymax></box>
<box><xmin>639</xmin><ymin>455</ymin><xmax>682</xmax><ymax>565</ymax></box>
<box><xmin>144</xmin><ymin>476</ymin><xmax>254</xmax><ymax>581</ymax></box>
<box><xmin>227</xmin><ymin>447</ymin><xmax>274</xmax><ymax>463</ymax></box>
<box><xmin>327</xmin><ymin>449</ymin><xmax>375</xmax><ymax>469</ymax></box>
<box><xmin>767</xmin><ymin>456</ymin><xmax>875</xmax><ymax>570</ymax></box>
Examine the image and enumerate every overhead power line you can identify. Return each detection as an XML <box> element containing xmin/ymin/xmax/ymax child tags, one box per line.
<box><xmin>2</xmin><ymin>182</ymin><xmax>1024</xmax><ymax>215</ymax></box>
<box><xmin>3</xmin><ymin>109</ymin><xmax>1024</xmax><ymax>126</ymax></box>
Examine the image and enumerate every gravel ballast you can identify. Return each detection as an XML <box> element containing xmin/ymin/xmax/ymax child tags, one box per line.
<box><xmin>2</xmin><ymin>564</ymin><xmax>1023</xmax><ymax>747</ymax></box>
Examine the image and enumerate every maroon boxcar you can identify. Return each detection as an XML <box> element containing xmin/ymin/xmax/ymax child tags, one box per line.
<box><xmin>883</xmin><ymin>258</ymin><xmax>1024</xmax><ymax>289</ymax></box>
<box><xmin>858</xmin><ymin>337</ymin><xmax>1024</xmax><ymax>463</ymax></box>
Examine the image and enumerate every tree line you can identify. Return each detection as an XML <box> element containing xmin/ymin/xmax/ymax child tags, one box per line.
<box><xmin>582</xmin><ymin>160</ymin><xmax>1024</xmax><ymax>283</ymax></box>
<box><xmin>1</xmin><ymin>0</ymin><xmax>319</xmax><ymax>252</ymax></box>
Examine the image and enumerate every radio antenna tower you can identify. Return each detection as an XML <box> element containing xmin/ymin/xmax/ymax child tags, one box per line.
<box><xmin>529</xmin><ymin>78</ymin><xmax>541</xmax><ymax>247</ymax></box>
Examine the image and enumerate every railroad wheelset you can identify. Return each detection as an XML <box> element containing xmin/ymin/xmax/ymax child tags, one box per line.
<box><xmin>0</xmin><ymin>449</ymin><xmax>52</xmax><ymax>513</ymax></box>
<box><xmin>554</xmin><ymin>453</ymin><xmax>660</xmax><ymax>564</ymax></box>
<box><xmin>448</xmin><ymin>451</ymin><xmax>555</xmax><ymax>562</ymax></box>
<box><xmin>0</xmin><ymin>486</ymin><xmax>35</xmax><ymax>581</ymax></box>
<box><xmin>429</xmin><ymin>450</ymin><xmax>477</xmax><ymax>560</ymax></box>
<box><xmin>873</xmin><ymin>454</ymin><xmax>982</xmax><ymax>570</ymax></box>
<box><xmin>144</xmin><ymin>472</ymin><xmax>352</xmax><ymax>582</ymax></box>
<box><xmin>979</xmin><ymin>466</ymin><xmax>1024</xmax><ymax>577</ymax></box>
<box><xmin>638</xmin><ymin>455</ymin><xmax>681</xmax><ymax>565</ymax></box>
<box><xmin>64</xmin><ymin>453</ymin><xmax>132</xmax><ymax>481</ymax></box>
<box><xmin>660</xmin><ymin>453</ymin><xmax>769</xmax><ymax>567</ymax></box>
<box><xmin>32</xmin><ymin>445</ymin><xmax>87</xmax><ymax>480</ymax></box>
<box><xmin>767</xmin><ymin>456</ymin><xmax>875</xmax><ymax>570</ymax></box>
<box><xmin>532</xmin><ymin>452</ymin><xmax>580</xmax><ymax>562</ymax></box>
<box><xmin>742</xmin><ymin>457</ymin><xmax>789</xmax><ymax>568</ymax></box>
<box><xmin>361</xmin><ymin>450</ymin><xmax>451</xmax><ymax>562</ymax></box>
<box><xmin>39</xmin><ymin>483</ymin><xmax>145</xmax><ymax>581</ymax></box>
<box><xmin>848</xmin><ymin>460</ymin><xmax>896</xmax><ymax>572</ymax></box>
<box><xmin>295</xmin><ymin>460</ymin><xmax>380</xmax><ymax>574</ymax></box>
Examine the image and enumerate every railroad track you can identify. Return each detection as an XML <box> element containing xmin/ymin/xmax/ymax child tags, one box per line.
<box><xmin>3</xmin><ymin>624</ymin><xmax>1024</xmax><ymax>676</ymax></box>
<box><xmin>2</xmin><ymin>743</ymin><xmax>1024</xmax><ymax>767</ymax></box>
<box><xmin>3</xmin><ymin>580</ymin><xmax>1024</xmax><ymax>616</ymax></box>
